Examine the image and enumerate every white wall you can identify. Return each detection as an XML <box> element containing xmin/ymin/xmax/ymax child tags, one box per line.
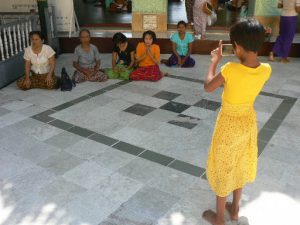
<box><xmin>0</xmin><ymin>0</ymin><xmax>37</xmax><ymax>13</ymax></box>
<box><xmin>48</xmin><ymin>0</ymin><xmax>75</xmax><ymax>32</ymax></box>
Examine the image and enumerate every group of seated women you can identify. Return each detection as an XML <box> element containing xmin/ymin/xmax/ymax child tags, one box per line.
<box><xmin>17</xmin><ymin>20</ymin><xmax>195</xmax><ymax>90</ymax></box>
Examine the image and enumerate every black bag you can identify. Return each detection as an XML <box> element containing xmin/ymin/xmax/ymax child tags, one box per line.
<box><xmin>60</xmin><ymin>68</ymin><xmax>75</xmax><ymax>91</ymax></box>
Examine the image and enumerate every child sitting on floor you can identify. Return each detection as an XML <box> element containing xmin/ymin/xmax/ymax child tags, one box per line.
<box><xmin>130</xmin><ymin>30</ymin><xmax>166</xmax><ymax>81</ymax></box>
<box><xmin>106</xmin><ymin>32</ymin><xmax>135</xmax><ymax>80</ymax></box>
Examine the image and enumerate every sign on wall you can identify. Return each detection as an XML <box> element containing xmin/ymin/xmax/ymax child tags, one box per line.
<box><xmin>143</xmin><ymin>15</ymin><xmax>158</xmax><ymax>30</ymax></box>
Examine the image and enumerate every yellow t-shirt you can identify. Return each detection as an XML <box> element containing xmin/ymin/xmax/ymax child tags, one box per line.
<box><xmin>221</xmin><ymin>62</ymin><xmax>272</xmax><ymax>104</ymax></box>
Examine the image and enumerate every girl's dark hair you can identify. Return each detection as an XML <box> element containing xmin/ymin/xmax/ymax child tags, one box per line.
<box><xmin>112</xmin><ymin>32</ymin><xmax>127</xmax><ymax>44</ymax></box>
<box><xmin>177</xmin><ymin>20</ymin><xmax>187</xmax><ymax>28</ymax></box>
<box><xmin>230</xmin><ymin>18</ymin><xmax>265</xmax><ymax>52</ymax></box>
<box><xmin>142</xmin><ymin>30</ymin><xmax>157</xmax><ymax>43</ymax></box>
<box><xmin>79</xmin><ymin>29</ymin><xmax>91</xmax><ymax>37</ymax></box>
<box><xmin>29</xmin><ymin>31</ymin><xmax>44</xmax><ymax>40</ymax></box>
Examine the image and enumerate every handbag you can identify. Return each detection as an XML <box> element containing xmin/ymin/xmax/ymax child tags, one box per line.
<box><xmin>60</xmin><ymin>67</ymin><xmax>75</xmax><ymax>91</ymax></box>
<box><xmin>207</xmin><ymin>10</ymin><xmax>217</xmax><ymax>26</ymax></box>
<box><xmin>203</xmin><ymin>1</ymin><xmax>213</xmax><ymax>15</ymax></box>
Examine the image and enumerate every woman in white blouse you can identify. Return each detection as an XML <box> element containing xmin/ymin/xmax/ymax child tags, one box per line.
<box><xmin>17</xmin><ymin>31</ymin><xmax>59</xmax><ymax>90</ymax></box>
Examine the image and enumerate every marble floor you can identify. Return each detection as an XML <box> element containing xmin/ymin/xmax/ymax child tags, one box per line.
<box><xmin>0</xmin><ymin>54</ymin><xmax>300</xmax><ymax>225</ymax></box>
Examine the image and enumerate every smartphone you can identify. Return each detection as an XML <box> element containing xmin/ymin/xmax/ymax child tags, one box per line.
<box><xmin>221</xmin><ymin>44</ymin><xmax>235</xmax><ymax>56</ymax></box>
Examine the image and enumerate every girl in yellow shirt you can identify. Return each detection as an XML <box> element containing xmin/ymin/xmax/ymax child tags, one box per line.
<box><xmin>202</xmin><ymin>19</ymin><xmax>272</xmax><ymax>225</ymax></box>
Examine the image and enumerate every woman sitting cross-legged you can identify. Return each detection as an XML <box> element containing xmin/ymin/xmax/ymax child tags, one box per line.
<box><xmin>72</xmin><ymin>29</ymin><xmax>107</xmax><ymax>83</ymax></box>
<box><xmin>162</xmin><ymin>20</ymin><xmax>195</xmax><ymax>68</ymax></box>
<box><xmin>17</xmin><ymin>31</ymin><xmax>59</xmax><ymax>90</ymax></box>
<box><xmin>130</xmin><ymin>30</ymin><xmax>167</xmax><ymax>81</ymax></box>
<box><xmin>106</xmin><ymin>32</ymin><xmax>135</xmax><ymax>80</ymax></box>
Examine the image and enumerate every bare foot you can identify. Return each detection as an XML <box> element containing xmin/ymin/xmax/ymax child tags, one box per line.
<box><xmin>280</xmin><ymin>58</ymin><xmax>290</xmax><ymax>63</ymax></box>
<box><xmin>225</xmin><ymin>202</ymin><xmax>239</xmax><ymax>221</ymax></box>
<box><xmin>161</xmin><ymin>59</ymin><xmax>169</xmax><ymax>65</ymax></box>
<box><xmin>268</xmin><ymin>52</ymin><xmax>274</xmax><ymax>61</ymax></box>
<box><xmin>202</xmin><ymin>210</ymin><xmax>224</xmax><ymax>225</ymax></box>
<box><xmin>161</xmin><ymin>71</ymin><xmax>169</xmax><ymax>77</ymax></box>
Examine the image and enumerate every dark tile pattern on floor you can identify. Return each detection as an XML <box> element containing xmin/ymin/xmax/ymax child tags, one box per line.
<box><xmin>168</xmin><ymin>160</ymin><xmax>206</xmax><ymax>177</ymax></box>
<box><xmin>160</xmin><ymin>101</ymin><xmax>190</xmax><ymax>113</ymax></box>
<box><xmin>88</xmin><ymin>133</ymin><xmax>119</xmax><ymax>146</ymax></box>
<box><xmin>67</xmin><ymin>126</ymin><xmax>95</xmax><ymax>138</ymax></box>
<box><xmin>169</xmin><ymin>114</ymin><xmax>200</xmax><ymax>129</ymax></box>
<box><xmin>139</xmin><ymin>150</ymin><xmax>174</xmax><ymax>166</ymax></box>
<box><xmin>69</xmin><ymin>95</ymin><xmax>91</xmax><ymax>104</ymax></box>
<box><xmin>124</xmin><ymin>104</ymin><xmax>156</xmax><ymax>116</ymax></box>
<box><xmin>152</xmin><ymin>91</ymin><xmax>180</xmax><ymax>101</ymax></box>
<box><xmin>32</xmin><ymin>110</ymin><xmax>56</xmax><ymax>123</ymax></box>
<box><xmin>194</xmin><ymin>99</ymin><xmax>221</xmax><ymax>111</ymax></box>
<box><xmin>49</xmin><ymin>119</ymin><xmax>74</xmax><ymax>130</ymax></box>
<box><xmin>168</xmin><ymin>120</ymin><xmax>198</xmax><ymax>129</ymax></box>
<box><xmin>30</xmin><ymin>77</ymin><xmax>297</xmax><ymax>179</ymax></box>
<box><xmin>113</xmin><ymin>141</ymin><xmax>145</xmax><ymax>156</ymax></box>
<box><xmin>52</xmin><ymin>102</ymin><xmax>74</xmax><ymax>111</ymax></box>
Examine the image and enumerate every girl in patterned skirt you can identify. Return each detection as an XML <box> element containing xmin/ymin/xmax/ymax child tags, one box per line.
<box><xmin>202</xmin><ymin>19</ymin><xmax>272</xmax><ymax>225</ymax></box>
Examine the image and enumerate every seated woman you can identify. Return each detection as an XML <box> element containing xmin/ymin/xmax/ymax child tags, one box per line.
<box><xmin>106</xmin><ymin>32</ymin><xmax>135</xmax><ymax>80</ymax></box>
<box><xmin>17</xmin><ymin>31</ymin><xmax>59</xmax><ymax>90</ymax></box>
<box><xmin>73</xmin><ymin>29</ymin><xmax>107</xmax><ymax>83</ymax></box>
<box><xmin>226</xmin><ymin>0</ymin><xmax>243</xmax><ymax>10</ymax></box>
<box><xmin>130</xmin><ymin>30</ymin><xmax>166</xmax><ymax>81</ymax></box>
<box><xmin>162</xmin><ymin>21</ymin><xmax>195</xmax><ymax>67</ymax></box>
<box><xmin>109</xmin><ymin>0</ymin><xmax>128</xmax><ymax>12</ymax></box>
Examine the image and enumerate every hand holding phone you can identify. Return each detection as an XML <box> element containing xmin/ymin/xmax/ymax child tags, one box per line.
<box><xmin>221</xmin><ymin>44</ymin><xmax>235</xmax><ymax>56</ymax></box>
<box><xmin>211</xmin><ymin>40</ymin><xmax>222</xmax><ymax>64</ymax></box>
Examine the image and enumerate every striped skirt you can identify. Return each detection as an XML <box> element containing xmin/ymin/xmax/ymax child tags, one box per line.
<box><xmin>130</xmin><ymin>65</ymin><xmax>163</xmax><ymax>82</ymax></box>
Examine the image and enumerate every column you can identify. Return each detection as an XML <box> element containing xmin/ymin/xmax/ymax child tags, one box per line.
<box><xmin>37</xmin><ymin>0</ymin><xmax>49</xmax><ymax>38</ymax></box>
<box><xmin>252</xmin><ymin>0</ymin><xmax>281</xmax><ymax>36</ymax></box>
<box><xmin>131</xmin><ymin>0</ymin><xmax>168</xmax><ymax>32</ymax></box>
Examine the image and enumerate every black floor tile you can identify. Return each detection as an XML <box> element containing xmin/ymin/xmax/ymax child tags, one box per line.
<box><xmin>153</xmin><ymin>91</ymin><xmax>180</xmax><ymax>101</ymax></box>
<box><xmin>87</xmin><ymin>89</ymin><xmax>106</xmax><ymax>97</ymax></box>
<box><xmin>52</xmin><ymin>102</ymin><xmax>74</xmax><ymax>111</ymax></box>
<box><xmin>258</xmin><ymin>128</ymin><xmax>275</xmax><ymax>143</ymax></box>
<box><xmin>263</xmin><ymin>118</ymin><xmax>282</xmax><ymax>131</ymax></box>
<box><xmin>168</xmin><ymin>120</ymin><xmax>197</xmax><ymax>129</ymax></box>
<box><xmin>49</xmin><ymin>119</ymin><xmax>74</xmax><ymax>130</ymax></box>
<box><xmin>194</xmin><ymin>99</ymin><xmax>221</xmax><ymax>111</ymax></box>
<box><xmin>31</xmin><ymin>110</ymin><xmax>56</xmax><ymax>123</ymax></box>
<box><xmin>67</xmin><ymin>126</ymin><xmax>95</xmax><ymax>138</ymax></box>
<box><xmin>160</xmin><ymin>101</ymin><xmax>190</xmax><ymax>114</ymax></box>
<box><xmin>139</xmin><ymin>150</ymin><xmax>174</xmax><ymax>166</ymax></box>
<box><xmin>113</xmin><ymin>141</ymin><xmax>145</xmax><ymax>156</ymax></box>
<box><xmin>70</xmin><ymin>95</ymin><xmax>91</xmax><ymax>104</ymax></box>
<box><xmin>258</xmin><ymin>140</ymin><xmax>268</xmax><ymax>157</ymax></box>
<box><xmin>124</xmin><ymin>104</ymin><xmax>156</xmax><ymax>116</ymax></box>
<box><xmin>177</xmin><ymin>114</ymin><xmax>201</xmax><ymax>120</ymax></box>
<box><xmin>168</xmin><ymin>160</ymin><xmax>206</xmax><ymax>177</ymax></box>
<box><xmin>88</xmin><ymin>133</ymin><xmax>118</xmax><ymax>146</ymax></box>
